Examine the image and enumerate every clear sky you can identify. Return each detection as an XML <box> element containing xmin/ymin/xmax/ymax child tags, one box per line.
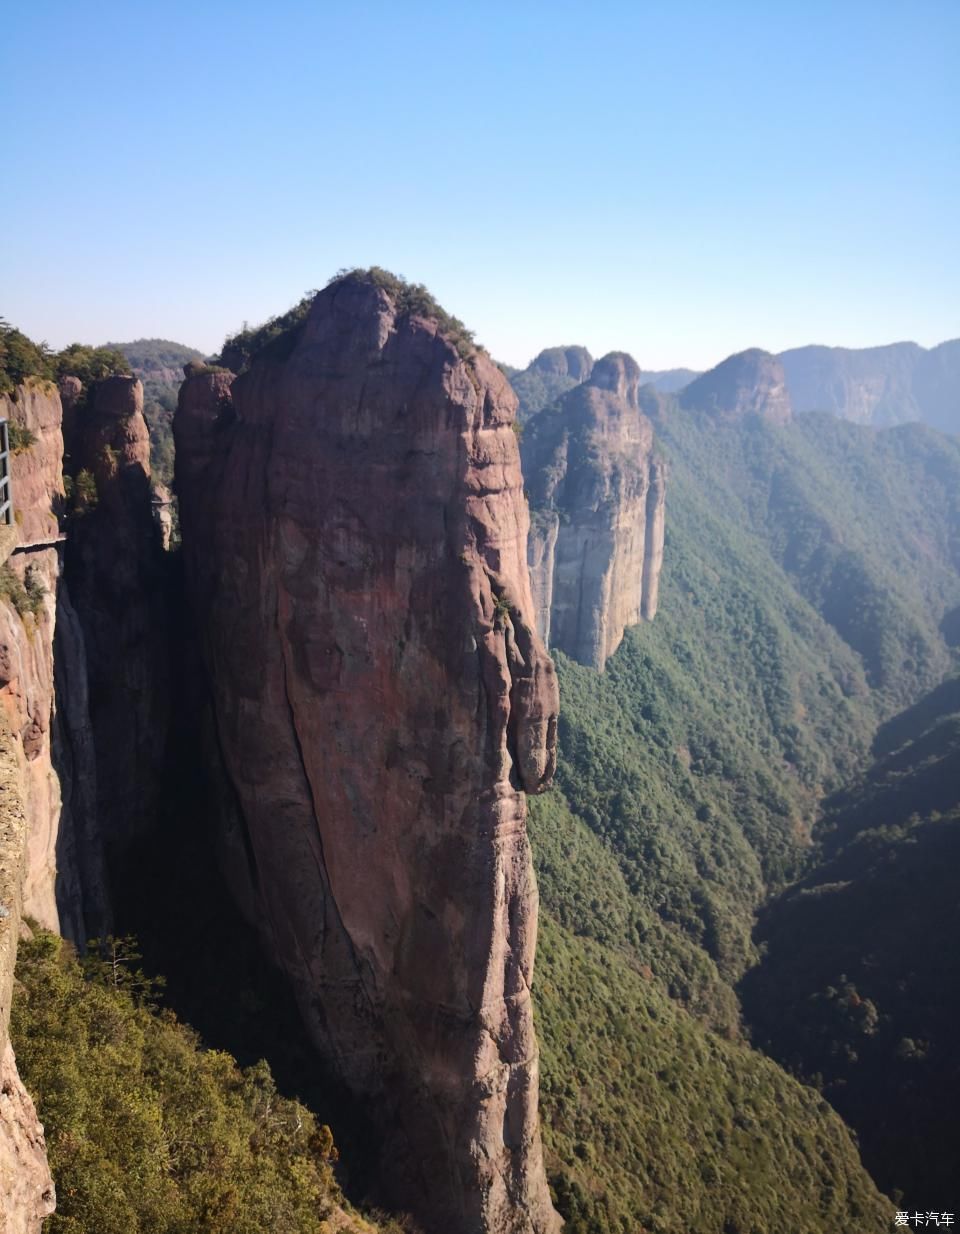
<box><xmin>3</xmin><ymin>1</ymin><xmax>958</xmax><ymax>370</ymax></box>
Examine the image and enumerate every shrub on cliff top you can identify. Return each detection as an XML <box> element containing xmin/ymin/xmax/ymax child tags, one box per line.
<box><xmin>216</xmin><ymin>292</ymin><xmax>318</xmax><ymax>374</ymax></box>
<box><xmin>0</xmin><ymin>320</ymin><xmax>130</xmax><ymax>396</ymax></box>
<box><xmin>327</xmin><ymin>267</ymin><xmax>478</xmax><ymax>358</ymax></box>
<box><xmin>216</xmin><ymin>268</ymin><xmax>479</xmax><ymax>374</ymax></box>
<box><xmin>0</xmin><ymin>319</ymin><xmax>55</xmax><ymax>394</ymax></box>
<box><xmin>54</xmin><ymin>342</ymin><xmax>131</xmax><ymax>386</ymax></box>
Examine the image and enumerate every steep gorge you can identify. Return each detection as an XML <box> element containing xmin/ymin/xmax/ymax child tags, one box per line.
<box><xmin>174</xmin><ymin>273</ymin><xmax>561</xmax><ymax>1234</ymax></box>
<box><xmin>0</xmin><ymin>366</ymin><xmax>169</xmax><ymax>1229</ymax></box>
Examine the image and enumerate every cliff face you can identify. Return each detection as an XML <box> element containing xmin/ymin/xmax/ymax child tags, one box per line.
<box><xmin>175</xmin><ymin>276</ymin><xmax>561</xmax><ymax>1234</ymax></box>
<box><xmin>521</xmin><ymin>352</ymin><xmax>666</xmax><ymax>671</ymax></box>
<box><xmin>680</xmin><ymin>348</ymin><xmax>792</xmax><ymax>424</ymax></box>
<box><xmin>0</xmin><ymin>381</ymin><xmax>109</xmax><ymax>941</ymax></box>
<box><xmin>779</xmin><ymin>338</ymin><xmax>960</xmax><ymax>433</ymax></box>
<box><xmin>62</xmin><ymin>375</ymin><xmax>170</xmax><ymax>861</ymax></box>
<box><xmin>0</xmin><ymin>710</ymin><xmax>55</xmax><ymax>1233</ymax></box>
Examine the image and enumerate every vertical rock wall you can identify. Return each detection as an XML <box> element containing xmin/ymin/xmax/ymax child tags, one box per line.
<box><xmin>62</xmin><ymin>375</ymin><xmax>170</xmax><ymax>862</ymax></box>
<box><xmin>0</xmin><ymin>382</ymin><xmax>109</xmax><ymax>939</ymax></box>
<box><xmin>521</xmin><ymin>353</ymin><xmax>666</xmax><ymax>671</ymax></box>
<box><xmin>175</xmin><ymin>275</ymin><xmax>561</xmax><ymax>1234</ymax></box>
<box><xmin>0</xmin><ymin>718</ymin><xmax>55</xmax><ymax>1233</ymax></box>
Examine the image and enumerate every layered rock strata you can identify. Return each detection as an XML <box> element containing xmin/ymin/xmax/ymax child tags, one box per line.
<box><xmin>521</xmin><ymin>352</ymin><xmax>666</xmax><ymax>671</ymax></box>
<box><xmin>175</xmin><ymin>276</ymin><xmax>561</xmax><ymax>1234</ymax></box>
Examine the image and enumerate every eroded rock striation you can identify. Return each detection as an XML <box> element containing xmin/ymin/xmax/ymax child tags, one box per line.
<box><xmin>521</xmin><ymin>352</ymin><xmax>666</xmax><ymax>671</ymax></box>
<box><xmin>175</xmin><ymin>274</ymin><xmax>561</xmax><ymax>1234</ymax></box>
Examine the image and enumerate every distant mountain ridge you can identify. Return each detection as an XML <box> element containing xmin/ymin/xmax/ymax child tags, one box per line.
<box><xmin>507</xmin><ymin>347</ymin><xmax>700</xmax><ymax>418</ymax></box>
<box><xmin>779</xmin><ymin>338</ymin><xmax>960</xmax><ymax>432</ymax></box>
<box><xmin>510</xmin><ymin>338</ymin><xmax>959</xmax><ymax>434</ymax></box>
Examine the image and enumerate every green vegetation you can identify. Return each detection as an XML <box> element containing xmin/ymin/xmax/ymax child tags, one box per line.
<box><xmin>217</xmin><ymin>269</ymin><xmax>479</xmax><ymax>376</ymax></box>
<box><xmin>110</xmin><ymin>339</ymin><xmax>206</xmax><ymax>489</ymax></box>
<box><xmin>509</xmin><ymin>366</ymin><xmax>583</xmax><ymax>420</ymax></box>
<box><xmin>11</xmin><ymin>928</ymin><xmax>397</xmax><ymax>1234</ymax></box>
<box><xmin>8</xmin><ymin>422</ymin><xmax>38</xmax><ymax>453</ymax></box>
<box><xmin>0</xmin><ymin>563</ymin><xmax>46</xmax><ymax>618</ymax></box>
<box><xmin>215</xmin><ymin>292</ymin><xmax>317</xmax><ymax>373</ymax></box>
<box><xmin>53</xmin><ymin>343</ymin><xmax>130</xmax><ymax>386</ymax></box>
<box><xmin>530</xmin><ymin>400</ymin><xmax>959</xmax><ymax>1003</ymax></box>
<box><xmin>1</xmin><ymin>318</ymin><xmax>130</xmax><ymax>397</ymax></box>
<box><xmin>534</xmin><ymin>916</ymin><xmax>892</xmax><ymax>1233</ymax></box>
<box><xmin>0</xmin><ymin>319</ymin><xmax>55</xmax><ymax>393</ymax></box>
<box><xmin>524</xmin><ymin>388</ymin><xmax>959</xmax><ymax>1222</ymax></box>
<box><xmin>741</xmin><ymin>679</ymin><xmax>960</xmax><ymax>1204</ymax></box>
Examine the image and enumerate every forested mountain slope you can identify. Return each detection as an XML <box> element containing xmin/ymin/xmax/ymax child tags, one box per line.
<box><xmin>526</xmin><ymin>392</ymin><xmax>959</xmax><ymax>1225</ymax></box>
<box><xmin>533</xmin><ymin>399</ymin><xmax>959</xmax><ymax>998</ymax></box>
<box><xmin>741</xmin><ymin>678</ymin><xmax>960</xmax><ymax>1204</ymax></box>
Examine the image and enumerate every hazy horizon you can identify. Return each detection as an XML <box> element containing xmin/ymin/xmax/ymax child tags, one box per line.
<box><xmin>4</xmin><ymin>1</ymin><xmax>958</xmax><ymax>370</ymax></box>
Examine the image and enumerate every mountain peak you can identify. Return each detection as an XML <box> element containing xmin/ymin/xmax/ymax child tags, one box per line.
<box><xmin>681</xmin><ymin>348</ymin><xmax>792</xmax><ymax>423</ymax></box>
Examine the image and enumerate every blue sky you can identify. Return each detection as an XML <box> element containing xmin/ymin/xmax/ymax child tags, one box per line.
<box><xmin>3</xmin><ymin>1</ymin><xmax>957</xmax><ymax>369</ymax></box>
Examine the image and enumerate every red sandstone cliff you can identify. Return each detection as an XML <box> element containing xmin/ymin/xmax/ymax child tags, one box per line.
<box><xmin>175</xmin><ymin>273</ymin><xmax>561</xmax><ymax>1234</ymax></box>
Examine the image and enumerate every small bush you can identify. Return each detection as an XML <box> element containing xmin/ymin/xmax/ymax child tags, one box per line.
<box><xmin>7</xmin><ymin>422</ymin><xmax>38</xmax><ymax>453</ymax></box>
<box><xmin>0</xmin><ymin>563</ymin><xmax>45</xmax><ymax>618</ymax></box>
<box><xmin>72</xmin><ymin>468</ymin><xmax>98</xmax><ymax>513</ymax></box>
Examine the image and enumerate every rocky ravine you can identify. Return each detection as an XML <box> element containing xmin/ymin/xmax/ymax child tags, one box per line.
<box><xmin>175</xmin><ymin>274</ymin><xmax>562</xmax><ymax>1234</ymax></box>
<box><xmin>521</xmin><ymin>352</ymin><xmax>666</xmax><ymax>671</ymax></box>
<box><xmin>0</xmin><ymin>369</ymin><xmax>169</xmax><ymax>1230</ymax></box>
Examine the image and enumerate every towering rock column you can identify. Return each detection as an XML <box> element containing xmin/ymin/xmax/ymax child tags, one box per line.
<box><xmin>175</xmin><ymin>274</ymin><xmax>561</xmax><ymax>1234</ymax></box>
<box><xmin>521</xmin><ymin>353</ymin><xmax>667</xmax><ymax>670</ymax></box>
<box><xmin>62</xmin><ymin>375</ymin><xmax>170</xmax><ymax>863</ymax></box>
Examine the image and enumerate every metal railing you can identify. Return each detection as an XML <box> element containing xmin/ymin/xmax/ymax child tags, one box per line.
<box><xmin>0</xmin><ymin>420</ymin><xmax>12</xmax><ymax>525</ymax></box>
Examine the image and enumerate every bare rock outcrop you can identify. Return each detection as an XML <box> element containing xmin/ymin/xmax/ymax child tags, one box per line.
<box><xmin>679</xmin><ymin>348</ymin><xmax>792</xmax><ymax>424</ymax></box>
<box><xmin>521</xmin><ymin>352</ymin><xmax>667</xmax><ymax>671</ymax></box>
<box><xmin>175</xmin><ymin>274</ymin><xmax>561</xmax><ymax>1234</ymax></box>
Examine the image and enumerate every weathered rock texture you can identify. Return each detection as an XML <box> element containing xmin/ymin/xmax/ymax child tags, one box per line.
<box><xmin>0</xmin><ymin>381</ymin><xmax>108</xmax><ymax>941</ymax></box>
<box><xmin>521</xmin><ymin>352</ymin><xmax>666</xmax><ymax>671</ymax></box>
<box><xmin>0</xmin><ymin>716</ymin><xmax>56</xmax><ymax>1233</ymax></box>
<box><xmin>175</xmin><ymin>276</ymin><xmax>561</xmax><ymax>1234</ymax></box>
<box><xmin>62</xmin><ymin>375</ymin><xmax>170</xmax><ymax>860</ymax></box>
<box><xmin>679</xmin><ymin>348</ymin><xmax>792</xmax><ymax>424</ymax></box>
